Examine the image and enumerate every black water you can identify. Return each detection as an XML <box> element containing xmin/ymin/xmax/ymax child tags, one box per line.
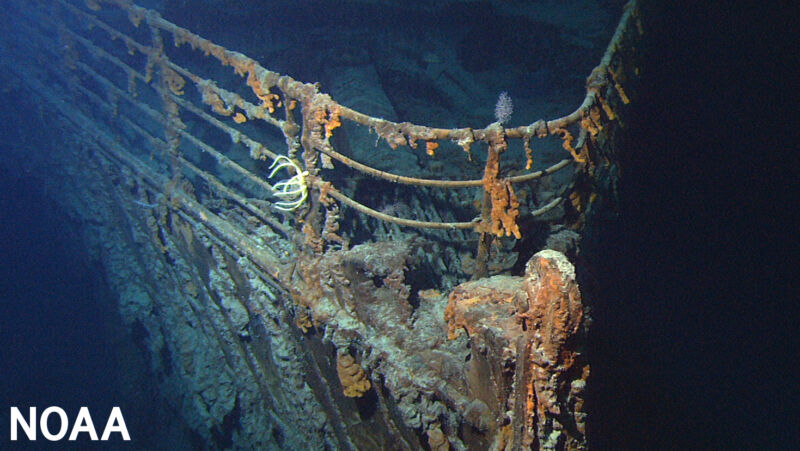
<box><xmin>587</xmin><ymin>3</ymin><xmax>797</xmax><ymax>449</ymax></box>
<box><xmin>0</xmin><ymin>59</ymin><xmax>173</xmax><ymax>451</ymax></box>
<box><xmin>0</xmin><ymin>170</ymin><xmax>132</xmax><ymax>449</ymax></box>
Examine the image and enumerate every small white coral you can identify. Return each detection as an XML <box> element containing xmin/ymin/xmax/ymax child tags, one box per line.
<box><xmin>494</xmin><ymin>91</ymin><xmax>513</xmax><ymax>124</ymax></box>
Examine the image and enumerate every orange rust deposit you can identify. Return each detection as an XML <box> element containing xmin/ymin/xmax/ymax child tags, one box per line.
<box><xmin>232</xmin><ymin>112</ymin><xmax>247</xmax><ymax>124</ymax></box>
<box><xmin>609</xmin><ymin>67</ymin><xmax>631</xmax><ymax>104</ymax></box>
<box><xmin>524</xmin><ymin>137</ymin><xmax>534</xmax><ymax>170</ymax></box>
<box><xmin>553</xmin><ymin>127</ymin><xmax>588</xmax><ymax>164</ymax></box>
<box><xmin>337</xmin><ymin>353</ymin><xmax>371</xmax><ymax>398</ymax></box>
<box><xmin>418</xmin><ymin>288</ymin><xmax>442</xmax><ymax>299</ymax></box>
<box><xmin>426</xmin><ymin>141</ymin><xmax>439</xmax><ymax>156</ymax></box>
<box><xmin>445</xmin><ymin>250</ymin><xmax>589</xmax><ymax>449</ymax></box>
<box><xmin>324</xmin><ymin>107</ymin><xmax>342</xmax><ymax>139</ymax></box>
<box><xmin>200</xmin><ymin>83</ymin><xmax>233</xmax><ymax>116</ymax></box>
<box><xmin>163</xmin><ymin>67</ymin><xmax>185</xmax><ymax>96</ymax></box>
<box><xmin>482</xmin><ymin>145</ymin><xmax>522</xmax><ymax>239</ymax></box>
<box><xmin>262</xmin><ymin>93</ymin><xmax>281</xmax><ymax>113</ymax></box>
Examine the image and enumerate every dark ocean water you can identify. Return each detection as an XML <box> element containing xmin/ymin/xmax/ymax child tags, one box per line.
<box><xmin>586</xmin><ymin>3</ymin><xmax>797</xmax><ymax>449</ymax></box>
<box><xmin>1</xmin><ymin>1</ymin><xmax>797</xmax><ymax>450</ymax></box>
<box><xmin>0</xmin><ymin>171</ymin><xmax>134</xmax><ymax>449</ymax></box>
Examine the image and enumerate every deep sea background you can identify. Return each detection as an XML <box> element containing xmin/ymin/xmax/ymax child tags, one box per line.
<box><xmin>1</xmin><ymin>1</ymin><xmax>796</xmax><ymax>450</ymax></box>
<box><xmin>586</xmin><ymin>3</ymin><xmax>796</xmax><ymax>448</ymax></box>
<box><xmin>0</xmin><ymin>169</ymin><xmax>136</xmax><ymax>450</ymax></box>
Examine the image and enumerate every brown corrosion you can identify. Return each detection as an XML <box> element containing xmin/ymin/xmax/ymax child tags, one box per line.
<box><xmin>445</xmin><ymin>250</ymin><xmax>589</xmax><ymax>449</ymax></box>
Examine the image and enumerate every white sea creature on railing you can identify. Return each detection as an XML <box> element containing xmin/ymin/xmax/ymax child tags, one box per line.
<box><xmin>268</xmin><ymin>155</ymin><xmax>309</xmax><ymax>211</ymax></box>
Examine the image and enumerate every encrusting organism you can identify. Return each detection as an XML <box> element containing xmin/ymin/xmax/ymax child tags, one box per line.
<box><xmin>268</xmin><ymin>155</ymin><xmax>308</xmax><ymax>211</ymax></box>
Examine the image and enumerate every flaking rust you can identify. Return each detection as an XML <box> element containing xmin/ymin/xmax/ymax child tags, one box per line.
<box><xmin>446</xmin><ymin>250</ymin><xmax>589</xmax><ymax>450</ymax></box>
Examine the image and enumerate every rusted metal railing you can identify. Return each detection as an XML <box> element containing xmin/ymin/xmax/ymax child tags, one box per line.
<box><xmin>29</xmin><ymin>0</ymin><xmax>637</xmax><ymax>273</ymax></box>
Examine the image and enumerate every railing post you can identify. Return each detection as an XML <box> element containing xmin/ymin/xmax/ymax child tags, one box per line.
<box><xmin>147</xmin><ymin>19</ymin><xmax>184</xmax><ymax>180</ymax></box>
<box><xmin>474</xmin><ymin>189</ymin><xmax>492</xmax><ymax>280</ymax></box>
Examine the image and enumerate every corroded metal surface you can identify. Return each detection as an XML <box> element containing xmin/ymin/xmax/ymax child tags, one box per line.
<box><xmin>446</xmin><ymin>250</ymin><xmax>589</xmax><ymax>449</ymax></box>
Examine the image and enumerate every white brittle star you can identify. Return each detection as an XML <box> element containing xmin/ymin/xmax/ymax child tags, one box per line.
<box><xmin>268</xmin><ymin>155</ymin><xmax>309</xmax><ymax>211</ymax></box>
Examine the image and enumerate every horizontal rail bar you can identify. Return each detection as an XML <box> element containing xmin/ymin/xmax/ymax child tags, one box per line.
<box><xmin>69</xmin><ymin>0</ymin><xmax>616</xmax><ymax>150</ymax></box>
<box><xmin>51</xmin><ymin>0</ymin><xmax>584</xmax><ymax>236</ymax></box>
<box><xmin>317</xmin><ymin>181</ymin><xmax>480</xmax><ymax>230</ymax></box>
<box><xmin>72</xmin><ymin>58</ymin><xmax>279</xmax><ymax>196</ymax></box>
<box><xmin>62</xmin><ymin>14</ymin><xmax>573</xmax><ymax>192</ymax></box>
<box><xmin>318</xmin><ymin>145</ymin><xmax>573</xmax><ymax>188</ymax></box>
<box><xmin>66</xmin><ymin>63</ymin><xmax>295</xmax><ymax>237</ymax></box>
